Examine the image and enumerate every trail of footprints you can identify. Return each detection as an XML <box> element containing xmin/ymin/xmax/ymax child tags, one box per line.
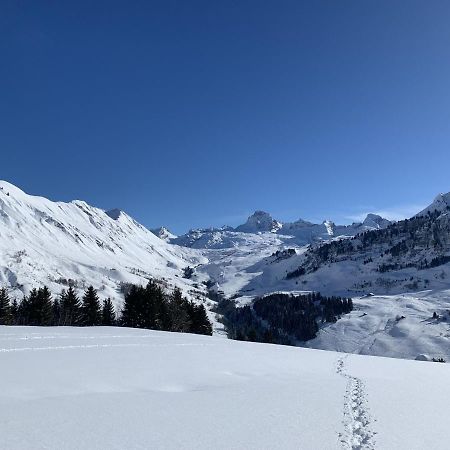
<box><xmin>337</xmin><ymin>357</ymin><xmax>376</xmax><ymax>450</ymax></box>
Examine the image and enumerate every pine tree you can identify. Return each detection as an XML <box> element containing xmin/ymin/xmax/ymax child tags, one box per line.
<box><xmin>101</xmin><ymin>298</ymin><xmax>116</xmax><ymax>326</ymax></box>
<box><xmin>61</xmin><ymin>286</ymin><xmax>81</xmax><ymax>326</ymax></box>
<box><xmin>81</xmin><ymin>286</ymin><xmax>101</xmax><ymax>326</ymax></box>
<box><xmin>0</xmin><ymin>288</ymin><xmax>12</xmax><ymax>325</ymax></box>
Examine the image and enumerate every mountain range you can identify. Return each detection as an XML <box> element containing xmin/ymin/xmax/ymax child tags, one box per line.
<box><xmin>2</xmin><ymin>180</ymin><xmax>449</xmax><ymax>301</ymax></box>
<box><xmin>166</xmin><ymin>210</ymin><xmax>391</xmax><ymax>249</ymax></box>
<box><xmin>2</xmin><ymin>180</ymin><xmax>450</xmax><ymax>361</ymax></box>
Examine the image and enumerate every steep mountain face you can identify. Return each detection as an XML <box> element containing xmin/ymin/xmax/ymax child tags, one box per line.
<box><xmin>0</xmin><ymin>181</ymin><xmax>204</xmax><ymax>304</ymax></box>
<box><xmin>235</xmin><ymin>211</ymin><xmax>282</xmax><ymax>233</ymax></box>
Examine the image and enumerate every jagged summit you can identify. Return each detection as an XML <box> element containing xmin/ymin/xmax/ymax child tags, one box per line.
<box><xmin>235</xmin><ymin>210</ymin><xmax>282</xmax><ymax>233</ymax></box>
<box><xmin>150</xmin><ymin>226</ymin><xmax>177</xmax><ymax>241</ymax></box>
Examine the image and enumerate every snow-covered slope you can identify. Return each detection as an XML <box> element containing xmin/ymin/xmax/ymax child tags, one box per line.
<box><xmin>0</xmin><ymin>181</ymin><xmax>204</xmax><ymax>304</ymax></box>
<box><xmin>306</xmin><ymin>291</ymin><xmax>450</xmax><ymax>361</ymax></box>
<box><xmin>1</xmin><ymin>326</ymin><xmax>449</xmax><ymax>450</ymax></box>
<box><xmin>263</xmin><ymin>207</ymin><xmax>450</xmax><ymax>298</ymax></box>
<box><xmin>0</xmin><ymin>327</ymin><xmax>450</xmax><ymax>450</ymax></box>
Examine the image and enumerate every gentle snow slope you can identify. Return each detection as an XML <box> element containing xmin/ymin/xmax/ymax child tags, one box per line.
<box><xmin>1</xmin><ymin>326</ymin><xmax>449</xmax><ymax>450</ymax></box>
<box><xmin>306</xmin><ymin>291</ymin><xmax>450</xmax><ymax>361</ymax></box>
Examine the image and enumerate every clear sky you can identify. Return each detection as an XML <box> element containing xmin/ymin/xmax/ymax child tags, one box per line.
<box><xmin>1</xmin><ymin>1</ymin><xmax>450</xmax><ymax>233</ymax></box>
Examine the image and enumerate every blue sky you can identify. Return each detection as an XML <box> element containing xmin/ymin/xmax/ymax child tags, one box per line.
<box><xmin>1</xmin><ymin>1</ymin><xmax>450</xmax><ymax>233</ymax></box>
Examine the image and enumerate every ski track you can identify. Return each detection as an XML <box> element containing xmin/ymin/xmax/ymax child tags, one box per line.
<box><xmin>337</xmin><ymin>356</ymin><xmax>376</xmax><ymax>450</ymax></box>
<box><xmin>0</xmin><ymin>342</ymin><xmax>214</xmax><ymax>353</ymax></box>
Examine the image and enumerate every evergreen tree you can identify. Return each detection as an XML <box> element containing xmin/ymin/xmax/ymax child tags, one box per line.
<box><xmin>17</xmin><ymin>295</ymin><xmax>30</xmax><ymax>325</ymax></box>
<box><xmin>81</xmin><ymin>286</ymin><xmax>101</xmax><ymax>326</ymax></box>
<box><xmin>51</xmin><ymin>298</ymin><xmax>61</xmax><ymax>326</ymax></box>
<box><xmin>189</xmin><ymin>303</ymin><xmax>213</xmax><ymax>335</ymax></box>
<box><xmin>121</xmin><ymin>284</ymin><xmax>143</xmax><ymax>328</ymax></box>
<box><xmin>23</xmin><ymin>287</ymin><xmax>53</xmax><ymax>326</ymax></box>
<box><xmin>38</xmin><ymin>286</ymin><xmax>54</xmax><ymax>326</ymax></box>
<box><xmin>145</xmin><ymin>281</ymin><xmax>170</xmax><ymax>330</ymax></box>
<box><xmin>0</xmin><ymin>288</ymin><xmax>12</xmax><ymax>325</ymax></box>
<box><xmin>61</xmin><ymin>286</ymin><xmax>81</xmax><ymax>326</ymax></box>
<box><xmin>101</xmin><ymin>298</ymin><xmax>116</xmax><ymax>326</ymax></box>
<box><xmin>10</xmin><ymin>299</ymin><xmax>19</xmax><ymax>325</ymax></box>
<box><xmin>168</xmin><ymin>287</ymin><xmax>191</xmax><ymax>332</ymax></box>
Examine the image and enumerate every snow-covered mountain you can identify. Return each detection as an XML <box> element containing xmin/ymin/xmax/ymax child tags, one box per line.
<box><xmin>169</xmin><ymin>211</ymin><xmax>391</xmax><ymax>250</ymax></box>
<box><xmin>0</xmin><ymin>181</ymin><xmax>204</xmax><ymax>305</ymax></box>
<box><xmin>150</xmin><ymin>226</ymin><xmax>177</xmax><ymax>241</ymax></box>
<box><xmin>243</xmin><ymin>206</ymin><xmax>450</xmax><ymax>299</ymax></box>
<box><xmin>235</xmin><ymin>210</ymin><xmax>282</xmax><ymax>233</ymax></box>
<box><xmin>3</xmin><ymin>180</ymin><xmax>450</xmax><ymax>362</ymax></box>
<box><xmin>2</xmin><ymin>180</ymin><xmax>449</xmax><ymax>301</ymax></box>
<box><xmin>362</xmin><ymin>213</ymin><xmax>391</xmax><ymax>229</ymax></box>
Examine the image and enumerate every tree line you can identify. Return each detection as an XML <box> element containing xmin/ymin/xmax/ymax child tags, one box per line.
<box><xmin>0</xmin><ymin>281</ymin><xmax>212</xmax><ymax>336</ymax></box>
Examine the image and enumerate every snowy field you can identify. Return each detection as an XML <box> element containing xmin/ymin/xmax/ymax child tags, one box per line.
<box><xmin>1</xmin><ymin>327</ymin><xmax>449</xmax><ymax>449</ymax></box>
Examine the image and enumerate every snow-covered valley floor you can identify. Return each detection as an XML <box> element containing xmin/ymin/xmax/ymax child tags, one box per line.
<box><xmin>1</xmin><ymin>327</ymin><xmax>449</xmax><ymax>449</ymax></box>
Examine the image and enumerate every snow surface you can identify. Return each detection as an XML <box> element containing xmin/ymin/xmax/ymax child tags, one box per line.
<box><xmin>1</xmin><ymin>326</ymin><xmax>449</xmax><ymax>450</ymax></box>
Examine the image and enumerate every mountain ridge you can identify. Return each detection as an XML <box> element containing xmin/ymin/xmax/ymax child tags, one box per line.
<box><xmin>0</xmin><ymin>180</ymin><xmax>204</xmax><ymax>305</ymax></box>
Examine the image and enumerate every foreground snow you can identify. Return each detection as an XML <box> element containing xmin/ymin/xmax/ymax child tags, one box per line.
<box><xmin>1</xmin><ymin>327</ymin><xmax>449</xmax><ymax>449</ymax></box>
